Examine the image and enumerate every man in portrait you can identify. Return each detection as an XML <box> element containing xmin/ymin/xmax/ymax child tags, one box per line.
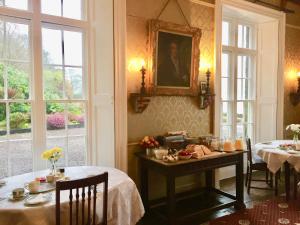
<box><xmin>156</xmin><ymin>32</ymin><xmax>192</xmax><ymax>87</ymax></box>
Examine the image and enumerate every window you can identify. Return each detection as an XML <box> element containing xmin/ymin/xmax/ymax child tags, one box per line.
<box><xmin>220</xmin><ymin>19</ymin><xmax>256</xmax><ymax>141</ymax></box>
<box><xmin>0</xmin><ymin>1</ymin><xmax>87</xmax><ymax>178</ymax></box>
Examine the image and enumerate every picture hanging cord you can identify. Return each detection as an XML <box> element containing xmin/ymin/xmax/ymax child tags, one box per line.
<box><xmin>156</xmin><ymin>0</ymin><xmax>192</xmax><ymax>28</ymax></box>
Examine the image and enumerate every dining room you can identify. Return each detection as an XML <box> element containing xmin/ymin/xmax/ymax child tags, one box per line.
<box><xmin>0</xmin><ymin>0</ymin><xmax>300</xmax><ymax>225</ymax></box>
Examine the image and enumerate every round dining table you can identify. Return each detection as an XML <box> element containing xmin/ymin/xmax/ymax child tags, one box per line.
<box><xmin>255</xmin><ymin>140</ymin><xmax>300</xmax><ymax>201</ymax></box>
<box><xmin>0</xmin><ymin>166</ymin><xmax>144</xmax><ymax>225</ymax></box>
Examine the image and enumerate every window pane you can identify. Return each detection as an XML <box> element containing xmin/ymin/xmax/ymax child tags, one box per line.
<box><xmin>68</xmin><ymin>136</ymin><xmax>86</xmax><ymax>166</ymax></box>
<box><xmin>65</xmin><ymin>67</ymin><xmax>83</xmax><ymax>99</ymax></box>
<box><xmin>63</xmin><ymin>0</ymin><xmax>82</xmax><ymax>20</ymax></box>
<box><xmin>42</xmin><ymin>28</ymin><xmax>62</xmax><ymax>65</ymax></box>
<box><xmin>7</xmin><ymin>62</ymin><xmax>30</xmax><ymax>100</ymax></box>
<box><xmin>0</xmin><ymin>62</ymin><xmax>4</xmax><ymax>99</ymax></box>
<box><xmin>222</xmin><ymin>78</ymin><xmax>232</xmax><ymax>101</ymax></box>
<box><xmin>6</xmin><ymin>22</ymin><xmax>29</xmax><ymax>60</ymax></box>
<box><xmin>238</xmin><ymin>24</ymin><xmax>253</xmax><ymax>49</ymax></box>
<box><xmin>44</xmin><ymin>66</ymin><xmax>63</xmax><ymax>100</ymax></box>
<box><xmin>9</xmin><ymin>103</ymin><xmax>31</xmax><ymax>139</ymax></box>
<box><xmin>222</xmin><ymin>102</ymin><xmax>232</xmax><ymax>125</ymax></box>
<box><xmin>42</xmin><ymin>0</ymin><xmax>83</xmax><ymax>20</ymax></box>
<box><xmin>0</xmin><ymin>103</ymin><xmax>6</xmax><ymax>140</ymax></box>
<box><xmin>0</xmin><ymin>142</ymin><xmax>8</xmax><ymax>178</ymax></box>
<box><xmin>41</xmin><ymin>0</ymin><xmax>61</xmax><ymax>17</ymax></box>
<box><xmin>237</xmin><ymin>55</ymin><xmax>251</xmax><ymax>78</ymax></box>
<box><xmin>222</xmin><ymin>52</ymin><xmax>231</xmax><ymax>77</ymax></box>
<box><xmin>221</xmin><ymin>126</ymin><xmax>231</xmax><ymax>139</ymax></box>
<box><xmin>237</xmin><ymin>101</ymin><xmax>253</xmax><ymax>124</ymax></box>
<box><xmin>68</xmin><ymin>103</ymin><xmax>85</xmax><ymax>136</ymax></box>
<box><xmin>237</xmin><ymin>78</ymin><xmax>253</xmax><ymax>100</ymax></box>
<box><xmin>64</xmin><ymin>31</ymin><xmax>82</xmax><ymax>66</ymax></box>
<box><xmin>0</xmin><ymin>21</ymin><xmax>4</xmax><ymax>58</ymax></box>
<box><xmin>46</xmin><ymin>102</ymin><xmax>66</xmax><ymax>137</ymax></box>
<box><xmin>222</xmin><ymin>21</ymin><xmax>230</xmax><ymax>46</ymax></box>
<box><xmin>10</xmin><ymin>140</ymin><xmax>32</xmax><ymax>175</ymax></box>
<box><xmin>4</xmin><ymin>0</ymin><xmax>28</xmax><ymax>10</ymax></box>
<box><xmin>236</xmin><ymin>124</ymin><xmax>253</xmax><ymax>139</ymax></box>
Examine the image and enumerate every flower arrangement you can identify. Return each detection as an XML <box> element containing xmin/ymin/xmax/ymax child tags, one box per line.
<box><xmin>286</xmin><ymin>124</ymin><xmax>300</xmax><ymax>143</ymax></box>
<box><xmin>140</xmin><ymin>136</ymin><xmax>160</xmax><ymax>149</ymax></box>
<box><xmin>42</xmin><ymin>147</ymin><xmax>63</xmax><ymax>175</ymax></box>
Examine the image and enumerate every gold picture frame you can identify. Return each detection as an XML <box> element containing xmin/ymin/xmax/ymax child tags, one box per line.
<box><xmin>149</xmin><ymin>19</ymin><xmax>201</xmax><ymax>96</ymax></box>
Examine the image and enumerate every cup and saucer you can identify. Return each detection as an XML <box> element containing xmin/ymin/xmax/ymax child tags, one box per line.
<box><xmin>8</xmin><ymin>188</ymin><xmax>28</xmax><ymax>201</ymax></box>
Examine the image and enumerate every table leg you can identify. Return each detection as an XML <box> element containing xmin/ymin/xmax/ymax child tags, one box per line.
<box><xmin>205</xmin><ymin>169</ymin><xmax>214</xmax><ymax>190</ymax></box>
<box><xmin>284</xmin><ymin>162</ymin><xmax>290</xmax><ymax>201</ymax></box>
<box><xmin>166</xmin><ymin>175</ymin><xmax>176</xmax><ymax>225</ymax></box>
<box><xmin>140</xmin><ymin>162</ymin><xmax>149</xmax><ymax>211</ymax></box>
<box><xmin>235</xmin><ymin>154</ymin><xmax>245</xmax><ymax>209</ymax></box>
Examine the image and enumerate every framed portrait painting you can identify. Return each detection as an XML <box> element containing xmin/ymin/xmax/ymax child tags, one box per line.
<box><xmin>149</xmin><ymin>19</ymin><xmax>202</xmax><ymax>96</ymax></box>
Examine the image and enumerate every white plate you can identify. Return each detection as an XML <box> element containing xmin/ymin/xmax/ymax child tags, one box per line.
<box><xmin>0</xmin><ymin>180</ymin><xmax>6</xmax><ymax>186</ymax></box>
<box><xmin>287</xmin><ymin>150</ymin><xmax>300</xmax><ymax>154</ymax></box>
<box><xmin>24</xmin><ymin>194</ymin><xmax>52</xmax><ymax>206</ymax></box>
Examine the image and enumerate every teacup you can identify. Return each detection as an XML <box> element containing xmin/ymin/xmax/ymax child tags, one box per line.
<box><xmin>46</xmin><ymin>175</ymin><xmax>55</xmax><ymax>183</ymax></box>
<box><xmin>12</xmin><ymin>188</ymin><xmax>25</xmax><ymax>199</ymax></box>
<box><xmin>25</xmin><ymin>181</ymin><xmax>40</xmax><ymax>193</ymax></box>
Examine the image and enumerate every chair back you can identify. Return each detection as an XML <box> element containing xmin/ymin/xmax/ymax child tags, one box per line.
<box><xmin>246</xmin><ymin>138</ymin><xmax>253</xmax><ymax>166</ymax></box>
<box><xmin>56</xmin><ymin>172</ymin><xmax>108</xmax><ymax>225</ymax></box>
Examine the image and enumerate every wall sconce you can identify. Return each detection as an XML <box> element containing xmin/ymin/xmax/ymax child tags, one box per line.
<box><xmin>290</xmin><ymin>72</ymin><xmax>300</xmax><ymax>106</ymax></box>
<box><xmin>199</xmin><ymin>63</ymin><xmax>215</xmax><ymax>109</ymax></box>
<box><xmin>128</xmin><ymin>58</ymin><xmax>151</xmax><ymax>113</ymax></box>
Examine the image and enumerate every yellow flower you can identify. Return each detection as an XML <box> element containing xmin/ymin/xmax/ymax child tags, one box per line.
<box><xmin>41</xmin><ymin>147</ymin><xmax>63</xmax><ymax>160</ymax></box>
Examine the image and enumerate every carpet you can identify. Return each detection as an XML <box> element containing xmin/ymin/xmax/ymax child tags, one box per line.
<box><xmin>209</xmin><ymin>198</ymin><xmax>300</xmax><ymax>225</ymax></box>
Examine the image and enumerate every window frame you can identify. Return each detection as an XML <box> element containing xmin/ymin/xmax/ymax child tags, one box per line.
<box><xmin>220</xmin><ymin>17</ymin><xmax>257</xmax><ymax>141</ymax></box>
<box><xmin>0</xmin><ymin>0</ymin><xmax>90</xmax><ymax>174</ymax></box>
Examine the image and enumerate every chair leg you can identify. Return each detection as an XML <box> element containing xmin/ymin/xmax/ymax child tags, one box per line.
<box><xmin>266</xmin><ymin>169</ymin><xmax>269</xmax><ymax>184</ymax></box>
<box><xmin>294</xmin><ymin>170</ymin><xmax>298</xmax><ymax>200</ymax></box>
<box><xmin>270</xmin><ymin>173</ymin><xmax>273</xmax><ymax>188</ymax></box>
<box><xmin>275</xmin><ymin>171</ymin><xmax>279</xmax><ymax>196</ymax></box>
<box><xmin>247</xmin><ymin>169</ymin><xmax>252</xmax><ymax>194</ymax></box>
<box><xmin>245</xmin><ymin>166</ymin><xmax>249</xmax><ymax>187</ymax></box>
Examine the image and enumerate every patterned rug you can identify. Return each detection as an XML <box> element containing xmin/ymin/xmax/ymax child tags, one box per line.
<box><xmin>210</xmin><ymin>198</ymin><xmax>300</xmax><ymax>225</ymax></box>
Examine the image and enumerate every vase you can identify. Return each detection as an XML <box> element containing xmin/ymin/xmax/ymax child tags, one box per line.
<box><xmin>50</xmin><ymin>162</ymin><xmax>57</xmax><ymax>175</ymax></box>
<box><xmin>293</xmin><ymin>133</ymin><xmax>299</xmax><ymax>144</ymax></box>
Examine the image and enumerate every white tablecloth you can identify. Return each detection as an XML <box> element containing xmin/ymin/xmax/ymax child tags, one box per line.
<box><xmin>255</xmin><ymin>140</ymin><xmax>300</xmax><ymax>173</ymax></box>
<box><xmin>0</xmin><ymin>166</ymin><xmax>144</xmax><ymax>225</ymax></box>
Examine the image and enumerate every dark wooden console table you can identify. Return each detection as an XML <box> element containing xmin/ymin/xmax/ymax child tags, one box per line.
<box><xmin>136</xmin><ymin>151</ymin><xmax>246</xmax><ymax>225</ymax></box>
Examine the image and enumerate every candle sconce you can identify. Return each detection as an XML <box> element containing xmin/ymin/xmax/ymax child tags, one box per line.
<box><xmin>290</xmin><ymin>72</ymin><xmax>300</xmax><ymax>106</ymax></box>
<box><xmin>129</xmin><ymin>59</ymin><xmax>151</xmax><ymax>113</ymax></box>
<box><xmin>199</xmin><ymin>69</ymin><xmax>215</xmax><ymax>109</ymax></box>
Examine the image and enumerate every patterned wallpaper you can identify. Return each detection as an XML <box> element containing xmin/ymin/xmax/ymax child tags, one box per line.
<box><xmin>284</xmin><ymin>26</ymin><xmax>300</xmax><ymax>137</ymax></box>
<box><xmin>127</xmin><ymin>0</ymin><xmax>215</xmax><ymax>142</ymax></box>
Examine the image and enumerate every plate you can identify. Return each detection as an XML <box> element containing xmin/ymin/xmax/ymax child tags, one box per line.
<box><xmin>25</xmin><ymin>182</ymin><xmax>56</xmax><ymax>194</ymax></box>
<box><xmin>287</xmin><ymin>150</ymin><xmax>300</xmax><ymax>154</ymax></box>
<box><xmin>24</xmin><ymin>193</ymin><xmax>52</xmax><ymax>206</ymax></box>
<box><xmin>0</xmin><ymin>180</ymin><xmax>6</xmax><ymax>186</ymax></box>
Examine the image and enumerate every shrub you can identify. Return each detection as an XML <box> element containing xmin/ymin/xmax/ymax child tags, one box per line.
<box><xmin>10</xmin><ymin>112</ymin><xmax>29</xmax><ymax>129</ymax></box>
<box><xmin>47</xmin><ymin>113</ymin><xmax>65</xmax><ymax>129</ymax></box>
<box><xmin>68</xmin><ymin>114</ymin><xmax>84</xmax><ymax>125</ymax></box>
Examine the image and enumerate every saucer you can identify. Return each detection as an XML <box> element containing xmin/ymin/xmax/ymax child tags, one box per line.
<box><xmin>0</xmin><ymin>180</ymin><xmax>6</xmax><ymax>186</ymax></box>
<box><xmin>24</xmin><ymin>193</ymin><xmax>51</xmax><ymax>206</ymax></box>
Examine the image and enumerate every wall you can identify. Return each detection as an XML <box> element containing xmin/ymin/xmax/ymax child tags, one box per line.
<box><xmin>126</xmin><ymin>0</ymin><xmax>215</xmax><ymax>199</ymax></box>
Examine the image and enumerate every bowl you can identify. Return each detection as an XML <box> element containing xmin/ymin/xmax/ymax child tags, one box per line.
<box><xmin>178</xmin><ymin>155</ymin><xmax>192</xmax><ymax>160</ymax></box>
<box><xmin>154</xmin><ymin>149</ymin><xmax>168</xmax><ymax>160</ymax></box>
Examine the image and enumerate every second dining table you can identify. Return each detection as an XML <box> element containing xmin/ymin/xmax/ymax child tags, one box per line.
<box><xmin>0</xmin><ymin>166</ymin><xmax>144</xmax><ymax>225</ymax></box>
<box><xmin>255</xmin><ymin>140</ymin><xmax>300</xmax><ymax>201</ymax></box>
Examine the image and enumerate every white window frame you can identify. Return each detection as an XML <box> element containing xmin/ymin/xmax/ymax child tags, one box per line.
<box><xmin>0</xmin><ymin>0</ymin><xmax>90</xmax><ymax>173</ymax></box>
<box><xmin>220</xmin><ymin>17</ymin><xmax>257</xmax><ymax>141</ymax></box>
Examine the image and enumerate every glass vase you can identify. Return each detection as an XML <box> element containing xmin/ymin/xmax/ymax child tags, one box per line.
<box><xmin>50</xmin><ymin>162</ymin><xmax>57</xmax><ymax>175</ymax></box>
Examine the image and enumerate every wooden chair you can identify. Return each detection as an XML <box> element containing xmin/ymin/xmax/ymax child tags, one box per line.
<box><xmin>56</xmin><ymin>172</ymin><xmax>108</xmax><ymax>225</ymax></box>
<box><xmin>245</xmin><ymin>138</ymin><xmax>279</xmax><ymax>195</ymax></box>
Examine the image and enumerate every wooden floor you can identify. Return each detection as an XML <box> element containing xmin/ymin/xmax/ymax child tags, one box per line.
<box><xmin>137</xmin><ymin>171</ymin><xmax>287</xmax><ymax>225</ymax></box>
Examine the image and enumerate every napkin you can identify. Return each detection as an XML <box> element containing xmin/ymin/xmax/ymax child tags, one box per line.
<box><xmin>26</xmin><ymin>194</ymin><xmax>46</xmax><ymax>205</ymax></box>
